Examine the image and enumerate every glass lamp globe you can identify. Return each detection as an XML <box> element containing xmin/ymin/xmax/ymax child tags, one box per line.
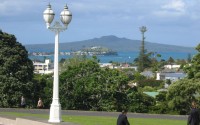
<box><xmin>60</xmin><ymin>4</ymin><xmax>72</xmax><ymax>26</ymax></box>
<box><xmin>43</xmin><ymin>4</ymin><xmax>55</xmax><ymax>28</ymax></box>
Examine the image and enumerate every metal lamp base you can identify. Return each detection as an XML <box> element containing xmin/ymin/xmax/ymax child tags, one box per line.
<box><xmin>48</xmin><ymin>103</ymin><xmax>62</xmax><ymax>123</ymax></box>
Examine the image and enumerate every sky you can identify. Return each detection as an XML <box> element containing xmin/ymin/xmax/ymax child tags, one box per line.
<box><xmin>0</xmin><ymin>0</ymin><xmax>200</xmax><ymax>47</ymax></box>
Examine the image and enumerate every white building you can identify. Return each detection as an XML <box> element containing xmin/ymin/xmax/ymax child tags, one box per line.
<box><xmin>164</xmin><ymin>64</ymin><xmax>181</xmax><ymax>69</ymax></box>
<box><xmin>33</xmin><ymin>59</ymin><xmax>53</xmax><ymax>74</ymax></box>
<box><xmin>156</xmin><ymin>72</ymin><xmax>186</xmax><ymax>82</ymax></box>
<box><xmin>99</xmin><ymin>63</ymin><xmax>138</xmax><ymax>70</ymax></box>
<box><xmin>99</xmin><ymin>63</ymin><xmax>114</xmax><ymax>69</ymax></box>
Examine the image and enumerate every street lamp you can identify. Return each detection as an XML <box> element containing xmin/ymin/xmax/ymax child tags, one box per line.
<box><xmin>43</xmin><ymin>3</ymin><xmax>72</xmax><ymax>123</ymax></box>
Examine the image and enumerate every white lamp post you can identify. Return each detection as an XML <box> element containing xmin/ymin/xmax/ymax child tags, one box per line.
<box><xmin>43</xmin><ymin>3</ymin><xmax>72</xmax><ymax>123</ymax></box>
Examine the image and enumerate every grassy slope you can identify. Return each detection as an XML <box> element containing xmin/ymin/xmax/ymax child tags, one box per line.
<box><xmin>0</xmin><ymin>112</ymin><xmax>186</xmax><ymax>125</ymax></box>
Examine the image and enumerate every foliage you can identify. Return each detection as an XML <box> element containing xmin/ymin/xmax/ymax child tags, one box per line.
<box><xmin>156</xmin><ymin>91</ymin><xmax>167</xmax><ymax>102</ymax></box>
<box><xmin>137</xmin><ymin>79</ymin><xmax>164</xmax><ymax>88</ymax></box>
<box><xmin>133</xmin><ymin>72</ymin><xmax>146</xmax><ymax>82</ymax></box>
<box><xmin>32</xmin><ymin>74</ymin><xmax>53</xmax><ymax>108</ymax></box>
<box><xmin>135</xmin><ymin>51</ymin><xmax>164</xmax><ymax>72</ymax></box>
<box><xmin>164</xmin><ymin>44</ymin><xmax>200</xmax><ymax>115</ymax></box>
<box><xmin>127</xmin><ymin>89</ymin><xmax>155</xmax><ymax>113</ymax></box>
<box><xmin>167</xmin><ymin>78</ymin><xmax>200</xmax><ymax>114</ymax></box>
<box><xmin>142</xmin><ymin>86</ymin><xmax>155</xmax><ymax>92</ymax></box>
<box><xmin>184</xmin><ymin>44</ymin><xmax>200</xmax><ymax>79</ymax></box>
<box><xmin>187</xmin><ymin>53</ymin><xmax>192</xmax><ymax>63</ymax></box>
<box><xmin>148</xmin><ymin>52</ymin><xmax>162</xmax><ymax>72</ymax></box>
<box><xmin>176</xmin><ymin>59</ymin><xmax>186</xmax><ymax>65</ymax></box>
<box><xmin>167</xmin><ymin>57</ymin><xmax>175</xmax><ymax>64</ymax></box>
<box><xmin>59</xmin><ymin>56</ymin><xmax>130</xmax><ymax>111</ymax></box>
<box><xmin>137</xmin><ymin>26</ymin><xmax>148</xmax><ymax>72</ymax></box>
<box><xmin>152</xmin><ymin>91</ymin><xmax>169</xmax><ymax>114</ymax></box>
<box><xmin>120</xmin><ymin>68</ymin><xmax>136</xmax><ymax>80</ymax></box>
<box><xmin>166</xmin><ymin>79</ymin><xmax>172</xmax><ymax>85</ymax></box>
<box><xmin>136</xmin><ymin>52</ymin><xmax>152</xmax><ymax>72</ymax></box>
<box><xmin>31</xmin><ymin>56</ymin><xmax>158</xmax><ymax>113</ymax></box>
<box><xmin>0</xmin><ymin>30</ymin><xmax>34</xmax><ymax>107</ymax></box>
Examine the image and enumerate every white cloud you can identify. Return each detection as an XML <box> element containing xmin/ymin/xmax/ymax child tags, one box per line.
<box><xmin>0</xmin><ymin>1</ymin><xmax>24</xmax><ymax>15</ymax></box>
<box><xmin>153</xmin><ymin>0</ymin><xmax>186</xmax><ymax>18</ymax></box>
<box><xmin>162</xmin><ymin>0</ymin><xmax>186</xmax><ymax>12</ymax></box>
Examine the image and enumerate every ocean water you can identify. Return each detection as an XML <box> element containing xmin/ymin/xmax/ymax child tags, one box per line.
<box><xmin>29</xmin><ymin>51</ymin><xmax>196</xmax><ymax>63</ymax></box>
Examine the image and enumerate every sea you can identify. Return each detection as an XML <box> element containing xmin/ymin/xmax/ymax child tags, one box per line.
<box><xmin>29</xmin><ymin>51</ymin><xmax>197</xmax><ymax>63</ymax></box>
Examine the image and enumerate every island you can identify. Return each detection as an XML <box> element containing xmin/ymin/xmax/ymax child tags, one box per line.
<box><xmin>28</xmin><ymin>46</ymin><xmax>118</xmax><ymax>56</ymax></box>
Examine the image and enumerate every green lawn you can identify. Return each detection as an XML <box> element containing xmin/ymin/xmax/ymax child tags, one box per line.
<box><xmin>0</xmin><ymin>112</ymin><xmax>186</xmax><ymax>125</ymax></box>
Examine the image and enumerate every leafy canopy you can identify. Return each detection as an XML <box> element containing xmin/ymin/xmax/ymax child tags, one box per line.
<box><xmin>0</xmin><ymin>30</ymin><xmax>34</xmax><ymax>107</ymax></box>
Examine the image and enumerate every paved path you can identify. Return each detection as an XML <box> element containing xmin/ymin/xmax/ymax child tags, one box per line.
<box><xmin>0</xmin><ymin>108</ymin><xmax>188</xmax><ymax>121</ymax></box>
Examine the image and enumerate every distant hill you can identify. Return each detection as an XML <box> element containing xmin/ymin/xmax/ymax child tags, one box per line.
<box><xmin>25</xmin><ymin>35</ymin><xmax>196</xmax><ymax>53</ymax></box>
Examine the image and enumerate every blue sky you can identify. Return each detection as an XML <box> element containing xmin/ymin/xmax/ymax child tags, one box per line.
<box><xmin>0</xmin><ymin>0</ymin><xmax>200</xmax><ymax>47</ymax></box>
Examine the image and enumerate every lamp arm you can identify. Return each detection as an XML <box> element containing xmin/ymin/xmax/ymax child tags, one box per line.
<box><xmin>48</xmin><ymin>21</ymin><xmax>68</xmax><ymax>33</ymax></box>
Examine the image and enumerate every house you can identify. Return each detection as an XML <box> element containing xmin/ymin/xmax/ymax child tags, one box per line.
<box><xmin>99</xmin><ymin>63</ymin><xmax>114</xmax><ymax>69</ymax></box>
<box><xmin>99</xmin><ymin>63</ymin><xmax>138</xmax><ymax>70</ymax></box>
<box><xmin>33</xmin><ymin>59</ymin><xmax>53</xmax><ymax>74</ymax></box>
<box><xmin>120</xmin><ymin>63</ymin><xmax>137</xmax><ymax>71</ymax></box>
<box><xmin>156</xmin><ymin>71</ymin><xmax>186</xmax><ymax>82</ymax></box>
<box><xmin>164</xmin><ymin>64</ymin><xmax>181</xmax><ymax>69</ymax></box>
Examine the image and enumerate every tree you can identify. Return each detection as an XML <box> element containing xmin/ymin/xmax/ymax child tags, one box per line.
<box><xmin>60</xmin><ymin>55</ymin><xmax>89</xmax><ymax>73</ymax></box>
<box><xmin>184</xmin><ymin>44</ymin><xmax>200</xmax><ymax>79</ymax></box>
<box><xmin>137</xmin><ymin>79</ymin><xmax>164</xmax><ymax>89</ymax></box>
<box><xmin>167</xmin><ymin>78</ymin><xmax>200</xmax><ymax>114</ymax></box>
<box><xmin>135</xmin><ymin>26</ymin><xmax>153</xmax><ymax>72</ymax></box>
<box><xmin>149</xmin><ymin>52</ymin><xmax>162</xmax><ymax>72</ymax></box>
<box><xmin>133</xmin><ymin>72</ymin><xmax>146</xmax><ymax>82</ymax></box>
<box><xmin>59</xmin><ymin>56</ymin><xmax>130</xmax><ymax>111</ymax></box>
<box><xmin>187</xmin><ymin>53</ymin><xmax>192</xmax><ymax>63</ymax></box>
<box><xmin>166</xmin><ymin>79</ymin><xmax>171</xmax><ymax>85</ymax></box>
<box><xmin>0</xmin><ymin>30</ymin><xmax>34</xmax><ymax>107</ymax></box>
<box><xmin>60</xmin><ymin>57</ymin><xmax>102</xmax><ymax>110</ymax></box>
<box><xmin>137</xmin><ymin>26</ymin><xmax>147</xmax><ymax>72</ymax></box>
<box><xmin>153</xmin><ymin>91</ymin><xmax>169</xmax><ymax>114</ymax></box>
<box><xmin>120</xmin><ymin>68</ymin><xmax>136</xmax><ymax>80</ymax></box>
<box><xmin>32</xmin><ymin>74</ymin><xmax>53</xmax><ymax>108</ymax></box>
<box><xmin>127</xmin><ymin>89</ymin><xmax>155</xmax><ymax>113</ymax></box>
<box><xmin>167</xmin><ymin>57</ymin><xmax>175</xmax><ymax>65</ymax></box>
